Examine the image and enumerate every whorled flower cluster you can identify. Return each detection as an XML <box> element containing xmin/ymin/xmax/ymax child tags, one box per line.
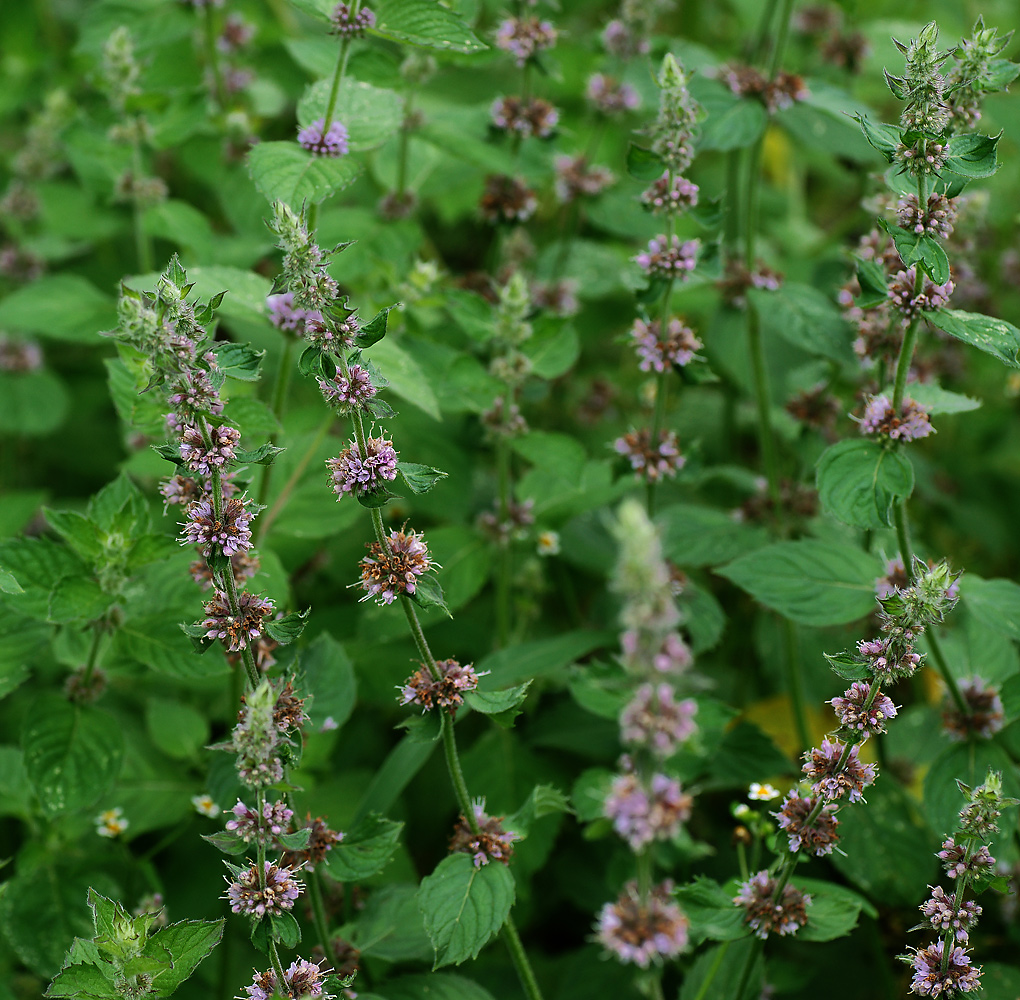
<box><xmin>318</xmin><ymin>363</ymin><xmax>376</xmax><ymax>412</ymax></box>
<box><xmin>633</xmin><ymin>235</ymin><xmax>699</xmax><ymax>279</ymax></box>
<box><xmin>494</xmin><ymin>16</ymin><xmax>557</xmax><ymax>66</ymax></box>
<box><xmin>603</xmin><ymin>771</ymin><xmax>692</xmax><ymax>850</ymax></box>
<box><xmin>479</xmin><ymin>174</ymin><xmax>537</xmax><ymax>224</ymax></box>
<box><xmin>897</xmin><ymin>192</ymin><xmax>955</xmax><ymax>239</ymax></box>
<box><xmin>266</xmin><ymin>292</ymin><xmax>324</xmax><ymax>336</ymax></box>
<box><xmin>942</xmin><ymin>677</ymin><xmax>1004</xmax><ymax>740</ymax></box>
<box><xmin>358</xmin><ymin>527</ymin><xmax>432</xmax><ymax>604</ymax></box>
<box><xmin>629</xmin><ymin>317</ymin><xmax>701</xmax><ymax>372</ymax></box>
<box><xmin>225</xmin><ymin>798</ymin><xmax>293</xmax><ymax>844</ymax></box>
<box><xmin>297</xmin><ymin>118</ymin><xmax>349</xmax><ymax>158</ymax></box>
<box><xmin>734</xmin><ymin>870</ymin><xmax>811</xmax><ymax>939</ymax></box>
<box><xmin>329</xmin><ymin>2</ymin><xmax>374</xmax><ymax>38</ymax></box>
<box><xmin>596</xmin><ymin>880</ymin><xmax>688</xmax><ymax>967</ymax></box>
<box><xmin>225</xmin><ymin>860</ymin><xmax>302</xmax><ymax>918</ymax></box>
<box><xmin>327</xmin><ymin>434</ymin><xmax>398</xmax><ymax>498</ymax></box>
<box><xmin>279</xmin><ymin>814</ymin><xmax>343</xmax><ymax>873</ymax></box>
<box><xmin>619</xmin><ymin>682</ymin><xmax>697</xmax><ymax>757</ymax></box>
<box><xmin>399</xmin><ymin>658</ymin><xmax>480</xmax><ymax>712</ymax></box>
<box><xmin>773</xmin><ymin>792</ymin><xmax>840</xmax><ymax>856</ymax></box>
<box><xmin>829</xmin><ymin>681</ymin><xmax>898</xmax><ymax>737</ymax></box>
<box><xmin>203</xmin><ymin>589</ymin><xmax>274</xmax><ymax>653</ymax></box>
<box><xmin>245</xmin><ymin>958</ymin><xmax>335</xmax><ymax>1000</ymax></box>
<box><xmin>180</xmin><ymin>423</ymin><xmax>240</xmax><ymax>476</ymax></box>
<box><xmin>858</xmin><ymin>394</ymin><xmax>934</xmax><ymax>442</ymax></box>
<box><xmin>586</xmin><ymin>73</ymin><xmax>640</xmax><ymax>115</ymax></box>
<box><xmin>182</xmin><ymin>495</ymin><xmax>254</xmax><ymax>557</ymax></box>
<box><xmin>553</xmin><ymin>155</ymin><xmax>614</xmax><ymax>203</ymax></box>
<box><xmin>614</xmin><ymin>428</ymin><xmax>684</xmax><ymax>482</ymax></box>
<box><xmin>490</xmin><ymin>96</ymin><xmax>559</xmax><ymax>138</ymax></box>
<box><xmin>449</xmin><ymin>800</ymin><xmax>519</xmax><ymax>867</ymax></box>
<box><xmin>888</xmin><ymin>266</ymin><xmax>954</xmax><ymax>317</ymax></box>
<box><xmin>802</xmin><ymin>738</ymin><xmax>877</xmax><ymax>803</ymax></box>
<box><xmin>641</xmin><ymin>172</ymin><xmax>699</xmax><ymax>215</ymax></box>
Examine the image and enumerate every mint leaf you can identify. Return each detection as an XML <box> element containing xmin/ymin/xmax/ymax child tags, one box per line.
<box><xmin>327</xmin><ymin>813</ymin><xmax>404</xmax><ymax>882</ymax></box>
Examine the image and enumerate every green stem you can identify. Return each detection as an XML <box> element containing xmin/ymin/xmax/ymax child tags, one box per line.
<box><xmin>495</xmin><ymin>436</ymin><xmax>512</xmax><ymax>648</ymax></box>
<box><xmin>733</xmin><ymin>938</ymin><xmax>763</xmax><ymax>1000</ymax></box>
<box><xmin>750</xmin><ymin>0</ymin><xmax>779</xmax><ymax>64</ymax></box>
<box><xmin>256</xmin><ymin>336</ymin><xmax>297</xmax><ymax>507</ymax></box>
<box><xmin>746</xmin><ymin>301</ymin><xmax>782</xmax><ymax>511</ymax></box>
<box><xmin>221</xmin><ymin>561</ymin><xmax>261</xmax><ymax>689</ymax></box>
<box><xmin>309</xmin><ymin>870</ymin><xmax>333</xmax><ymax>963</ymax></box>
<box><xmin>441</xmin><ymin>713</ymin><xmax>476</xmax><ymax>827</ymax></box>
<box><xmin>201</xmin><ymin>4</ymin><xmax>227</xmax><ymax>111</ymax></box>
<box><xmin>766</xmin><ymin>0</ymin><xmax>796</xmax><ymax>80</ymax></box>
<box><xmin>131</xmin><ymin>136</ymin><xmax>153</xmax><ymax>274</ymax></box>
<box><xmin>782</xmin><ymin>616</ymin><xmax>810</xmax><ymax>753</ymax></box>
<box><xmin>268</xmin><ymin>939</ymin><xmax>288</xmax><ymax>994</ymax></box>
<box><xmin>692</xmin><ymin>941</ymin><xmax>730</xmax><ymax>1000</ymax></box>
<box><xmin>80</xmin><ymin>624</ymin><xmax>105</xmax><ymax>686</ymax></box>
<box><xmin>648</xmin><ymin>972</ymin><xmax>665</xmax><ymax>1000</ymax></box>
<box><xmin>893</xmin><ymin>501</ymin><xmax>914</xmax><ymax>569</ymax></box>
<box><xmin>891</xmin><ymin>317</ymin><xmax>921</xmax><ymax>412</ymax></box>
<box><xmin>257</xmin><ymin>411</ymin><xmax>334</xmax><ymax>545</ymax></box>
<box><xmin>322</xmin><ymin>2</ymin><xmax>360</xmax><ymax>135</ymax></box>
<box><xmin>502</xmin><ymin>915</ymin><xmax>545</xmax><ymax>1000</ymax></box>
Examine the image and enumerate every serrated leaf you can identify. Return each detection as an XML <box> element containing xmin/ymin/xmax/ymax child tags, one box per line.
<box><xmin>854</xmin><ymin>255</ymin><xmax>889</xmax><ymax>308</ymax></box>
<box><xmin>356</xmin><ymin>485</ymin><xmax>399</xmax><ymax>509</ymax></box>
<box><xmin>264</xmin><ymin>609</ymin><xmax>309</xmax><ymax>645</ymax></box>
<box><xmin>47</xmin><ymin>575</ymin><xmax>115</xmax><ymax>624</ymax></box>
<box><xmin>271</xmin><ymin>912</ymin><xmax>301</xmax><ymax>949</ymax></box>
<box><xmin>716</xmin><ymin>541</ymin><xmax>880</xmax><ymax>626</ymax></box>
<box><xmin>145</xmin><ymin>918</ymin><xmax>224</xmax><ymax>996</ymax></box>
<box><xmin>46</xmin><ymin>962</ymin><xmax>119</xmax><ymax>999</ymax></box>
<box><xmin>43</xmin><ymin>510</ymin><xmax>104</xmax><ymax>562</ymax></box>
<box><xmin>626</xmin><ymin>144</ymin><xmax>663</xmax><ymax>181</ymax></box>
<box><xmin>112</xmin><ymin>616</ymin><xmax>229</xmax><ymax>679</ymax></box>
<box><xmin>327</xmin><ymin>813</ymin><xmax>404</xmax><ymax>881</ymax></box>
<box><xmin>201</xmin><ymin>830</ymin><xmax>249</xmax><ymax>855</ymax></box>
<box><xmin>816</xmin><ymin>439</ymin><xmax>914</xmax><ymax>529</ymax></box>
<box><xmin>507</xmin><ymin>784</ymin><xmax>570</xmax><ymax>837</ymax></box>
<box><xmin>417</xmin><ymin>854</ymin><xmax>515</xmax><ymax>968</ymax></box>
<box><xmin>398</xmin><ymin>462</ymin><xmax>448</xmax><ymax>495</ymax></box>
<box><xmin>0</xmin><ymin>275</ymin><xmax>115</xmax><ymax>343</ymax></box>
<box><xmin>408</xmin><ymin>574</ymin><xmax>451</xmax><ymax>616</ymax></box>
<box><xmin>248</xmin><ymin>141</ymin><xmax>362</xmax><ymax>206</ymax></box>
<box><xmin>298</xmin><ymin>345</ymin><xmax>326</xmax><ymax>378</ymax></box>
<box><xmin>372</xmin><ymin>0</ymin><xmax>488</xmax><ymax>53</ymax></box>
<box><xmin>824</xmin><ymin>651</ymin><xmax>871</xmax><ymax>681</ymax></box>
<box><xmin>899</xmin><ymin>380</ymin><xmax>980</xmax><ymax>414</ymax></box>
<box><xmin>852</xmin><ymin>114</ymin><xmax>900</xmax><ymax>159</ymax></box>
<box><xmin>928</xmin><ymin>309</ymin><xmax>1020</xmax><ymax>368</ymax></box>
<box><xmin>236</xmin><ymin>443</ymin><xmax>286</xmax><ymax>466</ymax></box>
<box><xmin>675</xmin><ymin>876</ymin><xmax>748</xmax><ymax>943</ymax></box>
<box><xmin>796</xmin><ymin>877</ymin><xmax>868</xmax><ymax>941</ymax></box>
<box><xmin>944</xmin><ymin>131</ymin><xmax>1001</xmax><ymax>178</ymax></box>
<box><xmin>697</xmin><ymin>85</ymin><xmax>767</xmax><ymax>152</ymax></box>
<box><xmin>657</xmin><ymin>502</ymin><xmax>769</xmax><ymax>568</ymax></box>
<box><xmin>355</xmin><ymin>304</ymin><xmax>399</xmax><ymax>348</ymax></box>
<box><xmin>0</xmin><ymin>564</ymin><xmax>23</xmax><ymax>594</ymax></box>
<box><xmin>213</xmin><ymin>342</ymin><xmax>264</xmax><ymax>381</ymax></box>
<box><xmin>276</xmin><ymin>827</ymin><xmax>313</xmax><ymax>850</ymax></box>
<box><xmin>364</xmin><ymin>338</ymin><xmax>440</xmax><ymax>420</ymax></box>
<box><xmin>961</xmin><ymin>575</ymin><xmax>1020</xmax><ymax>640</ymax></box>
<box><xmin>298</xmin><ymin>80</ymin><xmax>403</xmax><ymax>153</ymax></box>
<box><xmin>747</xmin><ymin>283</ymin><xmax>853</xmax><ymax>363</ymax></box>
<box><xmin>464</xmin><ymin>681</ymin><xmax>532</xmax><ymax>728</ymax></box>
<box><xmin>22</xmin><ymin>696</ymin><xmax>124</xmax><ymax>818</ymax></box>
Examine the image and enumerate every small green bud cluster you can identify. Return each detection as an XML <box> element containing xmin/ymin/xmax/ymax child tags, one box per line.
<box><xmin>945</xmin><ymin>17</ymin><xmax>1017</xmax><ymax>127</ymax></box>
<box><xmin>266</xmin><ymin>201</ymin><xmax>342</xmax><ymax>313</ymax></box>
<box><xmin>101</xmin><ymin>26</ymin><xmax>141</xmax><ymax>113</ymax></box>
<box><xmin>888</xmin><ymin>21</ymin><xmax>950</xmax><ymax>133</ymax></box>
<box><xmin>649</xmin><ymin>54</ymin><xmax>701</xmax><ymax>173</ymax></box>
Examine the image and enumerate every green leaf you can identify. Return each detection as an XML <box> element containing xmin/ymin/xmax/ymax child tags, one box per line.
<box><xmin>464</xmin><ymin>681</ymin><xmax>532</xmax><ymax>728</ymax></box>
<box><xmin>145</xmin><ymin>698</ymin><xmax>209</xmax><ymax>760</ymax></box>
<box><xmin>264</xmin><ymin>609</ymin><xmax>310</xmax><ymax>645</ymax></box>
<box><xmin>657</xmin><ymin>503</ymin><xmax>769</xmax><ymax>567</ymax></box>
<box><xmin>44</xmin><ymin>510</ymin><xmax>103</xmax><ymax>562</ymax></box>
<box><xmin>0</xmin><ymin>564</ymin><xmax>22</xmax><ymax>595</ymax></box>
<box><xmin>961</xmin><ymin>575</ymin><xmax>1020</xmax><ymax>640</ymax></box>
<box><xmin>300</xmin><ymin>632</ymin><xmax>357</xmax><ymax>732</ymax></box>
<box><xmin>0</xmin><ymin>370</ymin><xmax>70</xmax><ymax>435</ymax></box>
<box><xmin>276</xmin><ymin>827</ymin><xmax>313</xmax><ymax>850</ymax></box>
<box><xmin>380</xmin><ymin>974</ymin><xmax>498</xmax><ymax>1000</ymax></box>
<box><xmin>355</xmin><ymin>304</ymin><xmax>399</xmax><ymax>349</ymax></box>
<box><xmin>299</xmin><ymin>79</ymin><xmax>403</xmax><ymax>152</ymax></box>
<box><xmin>626</xmin><ymin>144</ymin><xmax>664</xmax><ymax>180</ymax></box>
<box><xmin>0</xmin><ymin>536</ymin><xmax>86</xmax><ymax>619</ymax></box>
<box><xmin>477</xmin><ymin>631</ymin><xmax>611</xmax><ymax>686</ymax></box>
<box><xmin>326</xmin><ymin>813</ymin><xmax>404</xmax><ymax>882</ymax></box>
<box><xmin>0</xmin><ymin>275</ymin><xmax>115</xmax><ymax>343</ymax></box>
<box><xmin>364</xmin><ymin>338</ymin><xmax>440</xmax><ymax>420</ymax></box>
<box><xmin>698</xmin><ymin>87</ymin><xmax>767</xmax><ymax>152</ymax></box>
<box><xmin>928</xmin><ymin>309</ymin><xmax>1020</xmax><ymax>367</ymax></box>
<box><xmin>522</xmin><ymin>319</ymin><xmax>579</xmax><ymax>379</ymax></box>
<box><xmin>212</xmin><ymin>342</ymin><xmax>264</xmax><ymax>381</ymax></box>
<box><xmin>417</xmin><ymin>854</ymin><xmax>515</xmax><ymax>968</ymax></box>
<box><xmin>47</xmin><ymin>576</ymin><xmax>115</xmax><ymax>624</ymax></box>
<box><xmin>944</xmin><ymin>131</ymin><xmax>1001</xmax><ymax>178</ymax></box>
<box><xmin>372</xmin><ymin>0</ymin><xmax>488</xmax><ymax>53</ymax></box>
<box><xmin>747</xmin><ymin>283</ymin><xmax>853</xmax><ymax>363</ymax></box>
<box><xmin>824</xmin><ymin>651</ymin><xmax>871</xmax><ymax>682</ymax></box>
<box><xmin>46</xmin><ymin>962</ymin><xmax>119</xmax><ymax>999</ymax></box>
<box><xmin>398</xmin><ymin>462</ymin><xmax>448</xmax><ymax>495</ymax></box>
<box><xmin>146</xmin><ymin>919</ymin><xmax>224</xmax><ymax>996</ymax></box>
<box><xmin>854</xmin><ymin>255</ymin><xmax>889</xmax><ymax>308</ymax></box>
<box><xmin>506</xmin><ymin>784</ymin><xmax>570</xmax><ymax>839</ymax></box>
<box><xmin>852</xmin><ymin>114</ymin><xmax>900</xmax><ymax>159</ymax></box>
<box><xmin>201</xmin><ymin>830</ymin><xmax>249</xmax><ymax>855</ymax></box>
<box><xmin>22</xmin><ymin>696</ymin><xmax>124</xmax><ymax>818</ymax></box>
<box><xmin>236</xmin><ymin>443</ymin><xmax>286</xmax><ymax>466</ymax></box>
<box><xmin>110</xmin><ymin>616</ymin><xmax>230</xmax><ymax>679</ymax></box>
<box><xmin>716</xmin><ymin>541</ymin><xmax>880</xmax><ymax>626</ymax></box>
<box><xmin>408</xmin><ymin>574</ymin><xmax>451</xmax><ymax>616</ymax></box>
<box><xmin>902</xmin><ymin>380</ymin><xmax>980</xmax><ymax>414</ymax></box>
<box><xmin>675</xmin><ymin>877</ymin><xmax>748</xmax><ymax>943</ymax></box>
<box><xmin>827</xmin><ymin>781</ymin><xmax>938</xmax><ymax>907</ymax></box>
<box><xmin>679</xmin><ymin>938</ymin><xmax>762</xmax><ymax>1000</ymax></box>
<box><xmin>796</xmin><ymin>877</ymin><xmax>868</xmax><ymax>941</ymax></box>
<box><xmin>815</xmin><ymin>439</ymin><xmax>914</xmax><ymax>529</ymax></box>
<box><xmin>248</xmin><ymin>141</ymin><xmax>362</xmax><ymax>206</ymax></box>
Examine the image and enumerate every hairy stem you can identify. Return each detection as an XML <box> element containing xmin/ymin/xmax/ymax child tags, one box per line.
<box><xmin>257</xmin><ymin>336</ymin><xmax>297</xmax><ymax>507</ymax></box>
<box><xmin>502</xmin><ymin>915</ymin><xmax>544</xmax><ymax>1000</ymax></box>
<box><xmin>309</xmin><ymin>869</ymin><xmax>333</xmax><ymax>964</ymax></box>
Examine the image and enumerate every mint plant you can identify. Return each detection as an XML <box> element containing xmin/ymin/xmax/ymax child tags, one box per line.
<box><xmin>2</xmin><ymin>4</ymin><xmax>1020</xmax><ymax>1000</ymax></box>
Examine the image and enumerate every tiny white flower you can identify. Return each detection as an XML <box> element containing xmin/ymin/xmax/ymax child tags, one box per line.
<box><xmin>96</xmin><ymin>807</ymin><xmax>129</xmax><ymax>838</ymax></box>
<box><xmin>320</xmin><ymin>716</ymin><xmax>339</xmax><ymax>732</ymax></box>
<box><xmin>536</xmin><ymin>530</ymin><xmax>560</xmax><ymax>556</ymax></box>
<box><xmin>748</xmin><ymin>782</ymin><xmax>780</xmax><ymax>802</ymax></box>
<box><xmin>191</xmin><ymin>794</ymin><xmax>220</xmax><ymax>818</ymax></box>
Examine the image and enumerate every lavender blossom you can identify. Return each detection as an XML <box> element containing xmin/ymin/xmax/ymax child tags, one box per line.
<box><xmin>938</xmin><ymin>838</ymin><xmax>995</xmax><ymax>879</ymax></box>
<box><xmin>803</xmin><ymin>738</ymin><xmax>877</xmax><ymax>803</ymax></box>
<box><xmin>614</xmin><ymin>428</ymin><xmax>684</xmax><ymax>482</ymax></box>
<box><xmin>203</xmin><ymin>589</ymin><xmax>274</xmax><ymax>652</ymax></box>
<box><xmin>734</xmin><ymin>870</ymin><xmax>811</xmax><ymax>939</ymax></box>
<box><xmin>633</xmin><ymin>235</ymin><xmax>699</xmax><ymax>279</ymax></box>
<box><xmin>225</xmin><ymin>860</ymin><xmax>302</xmax><ymax>918</ymax></box>
<box><xmin>858</xmin><ymin>394</ymin><xmax>934</xmax><ymax>442</ymax></box>
<box><xmin>494</xmin><ymin>16</ymin><xmax>557</xmax><ymax>66</ymax></box>
<box><xmin>897</xmin><ymin>192</ymin><xmax>955</xmax><ymax>239</ymax></box>
<box><xmin>326</xmin><ymin>434</ymin><xmax>398</xmax><ymax>499</ymax></box>
<box><xmin>399</xmin><ymin>659</ymin><xmax>480</xmax><ymax>712</ymax></box>
<box><xmin>279</xmin><ymin>814</ymin><xmax>343</xmax><ymax>873</ymax></box>
<box><xmin>319</xmin><ymin>364</ymin><xmax>376</xmax><ymax>412</ymax></box>
<box><xmin>888</xmin><ymin>266</ymin><xmax>954</xmax><ymax>317</ymax></box>
<box><xmin>858</xmin><ymin>635</ymin><xmax>922</xmax><ymax>679</ymax></box>
<box><xmin>596</xmin><ymin>881</ymin><xmax>688</xmax><ymax>967</ymax></box>
<box><xmin>490</xmin><ymin>96</ymin><xmax>559</xmax><ymax>138</ymax></box>
<box><xmin>619</xmin><ymin>683</ymin><xmax>697</xmax><ymax>756</ymax></box>
<box><xmin>553</xmin><ymin>155</ymin><xmax>614</xmax><ymax>203</ymax></box>
<box><xmin>266</xmin><ymin>292</ymin><xmax>324</xmax><ymax>336</ymax></box>
<box><xmin>180</xmin><ymin>424</ymin><xmax>240</xmax><ymax>476</ymax></box>
<box><xmin>305</xmin><ymin>311</ymin><xmax>358</xmax><ymax>354</ymax></box>
<box><xmin>603</xmin><ymin>771</ymin><xmax>692</xmax><ymax>850</ymax></box>
<box><xmin>641</xmin><ymin>173</ymin><xmax>699</xmax><ymax>215</ymax></box>
<box><xmin>225</xmin><ymin>798</ymin><xmax>294</xmax><ymax>844</ymax></box>
<box><xmin>245</xmin><ymin>958</ymin><xmax>335</xmax><ymax>1000</ymax></box>
<box><xmin>875</xmin><ymin>555</ymin><xmax>909</xmax><ymax>598</ymax></box>
<box><xmin>629</xmin><ymin>317</ymin><xmax>701</xmax><ymax>371</ymax></box>
<box><xmin>586</xmin><ymin>73</ymin><xmax>640</xmax><ymax>115</ymax></box>
<box><xmin>942</xmin><ymin>677</ymin><xmax>1004</xmax><ymax>740</ymax></box>
<box><xmin>297</xmin><ymin>118</ymin><xmax>349</xmax><ymax>158</ymax></box>
<box><xmin>601</xmin><ymin>20</ymin><xmax>649</xmax><ymax>59</ymax></box>
<box><xmin>0</xmin><ymin>334</ymin><xmax>43</xmax><ymax>372</ymax></box>
<box><xmin>830</xmin><ymin>681</ymin><xmax>898</xmax><ymax>737</ymax></box>
<box><xmin>920</xmin><ymin>885</ymin><xmax>981</xmax><ymax>941</ymax></box>
<box><xmin>479</xmin><ymin>174</ymin><xmax>537</xmax><ymax>223</ymax></box>
<box><xmin>358</xmin><ymin>527</ymin><xmax>432</xmax><ymax>604</ymax></box>
<box><xmin>774</xmin><ymin>792</ymin><xmax>840</xmax><ymax>856</ymax></box>
<box><xmin>169</xmin><ymin>370</ymin><xmax>223</xmax><ymax>417</ymax></box>
<box><xmin>329</xmin><ymin>2</ymin><xmax>375</xmax><ymax>37</ymax></box>
<box><xmin>182</xmin><ymin>495</ymin><xmax>254</xmax><ymax>557</ymax></box>
<box><xmin>449</xmin><ymin>800</ymin><xmax>519</xmax><ymax>866</ymax></box>
<box><xmin>909</xmin><ymin>940</ymin><xmax>982</xmax><ymax>995</ymax></box>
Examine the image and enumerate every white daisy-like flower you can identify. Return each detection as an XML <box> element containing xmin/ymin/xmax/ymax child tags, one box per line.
<box><xmin>748</xmin><ymin>782</ymin><xmax>780</xmax><ymax>802</ymax></box>
<box><xmin>96</xmin><ymin>807</ymin><xmax>129</xmax><ymax>838</ymax></box>
<box><xmin>191</xmin><ymin>794</ymin><xmax>220</xmax><ymax>818</ymax></box>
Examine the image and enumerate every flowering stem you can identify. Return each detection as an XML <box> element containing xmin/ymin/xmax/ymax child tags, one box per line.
<box><xmin>765</xmin><ymin>0</ymin><xmax>795</xmax><ymax>80</ymax></box>
<box><xmin>257</xmin><ymin>411</ymin><xmax>334</xmax><ymax>545</ymax></box>
<box><xmin>130</xmin><ymin>138</ymin><xmax>153</xmax><ymax>275</ymax></box>
<box><xmin>495</xmin><ymin>435</ymin><xmax>512</xmax><ymax>648</ymax></box>
<box><xmin>440</xmin><ymin>712</ymin><xmax>478</xmax><ymax>832</ymax></box>
<box><xmin>200</xmin><ymin>3</ymin><xmax>227</xmax><ymax>112</ymax></box>
<box><xmin>891</xmin><ymin>316</ymin><xmax>921</xmax><ymax>412</ymax></box>
<box><xmin>257</xmin><ymin>336</ymin><xmax>298</xmax><ymax>507</ymax></box>
<box><xmin>322</xmin><ymin>2</ymin><xmax>360</xmax><ymax>135</ymax></box>
<box><xmin>733</xmin><ymin>938</ymin><xmax>763</xmax><ymax>1000</ymax></box>
<box><xmin>692</xmin><ymin>940</ymin><xmax>729</xmax><ymax>1000</ymax></box>
<box><xmin>502</xmin><ymin>915</ymin><xmax>544</xmax><ymax>1000</ymax></box>
<box><xmin>309</xmin><ymin>869</ymin><xmax>333</xmax><ymax>964</ymax></box>
<box><xmin>221</xmin><ymin>560</ymin><xmax>261</xmax><ymax>690</ymax></box>
<box><xmin>268</xmin><ymin>938</ymin><xmax>288</xmax><ymax>995</ymax></box>
<box><xmin>80</xmin><ymin>623</ymin><xmax>105</xmax><ymax>687</ymax></box>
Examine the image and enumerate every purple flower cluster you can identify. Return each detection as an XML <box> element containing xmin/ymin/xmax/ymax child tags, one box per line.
<box><xmin>449</xmin><ymin>800</ymin><xmax>520</xmax><ymax>867</ymax></box>
<box><xmin>266</xmin><ymin>292</ymin><xmax>324</xmax><ymax>336</ymax></box>
<box><xmin>897</xmin><ymin>192</ymin><xmax>955</xmax><ymax>239</ymax></box>
<box><xmin>734</xmin><ymin>871</ymin><xmax>811</xmax><ymax>939</ymax></box>
<box><xmin>896</xmin><ymin>139</ymin><xmax>949</xmax><ymax>176</ymax></box>
<box><xmin>802</xmin><ymin>738</ymin><xmax>876</xmax><ymax>803</ymax></box>
<box><xmin>773</xmin><ymin>792</ymin><xmax>840</xmax><ymax>856</ymax></box>
<box><xmin>620</xmin><ymin>630</ymin><xmax>693</xmax><ymax>675</ymax></box>
<box><xmin>329</xmin><ymin>2</ymin><xmax>375</xmax><ymax>37</ymax></box>
<box><xmin>326</xmin><ymin>434</ymin><xmax>398</xmax><ymax>498</ymax></box>
<box><xmin>633</xmin><ymin>235</ymin><xmax>699</xmax><ymax>279</ymax></box>
<box><xmin>603</xmin><ymin>771</ymin><xmax>692</xmax><ymax>850</ymax></box>
<box><xmin>182</xmin><ymin>495</ymin><xmax>254</xmax><ymax>557</ymax></box>
<box><xmin>629</xmin><ymin>317</ymin><xmax>701</xmax><ymax>372</ymax></box>
<box><xmin>586</xmin><ymin>73</ymin><xmax>640</xmax><ymax>115</ymax></box>
<box><xmin>0</xmin><ymin>334</ymin><xmax>43</xmax><ymax>372</ymax></box>
<box><xmin>614</xmin><ymin>428</ymin><xmax>684</xmax><ymax>482</ymax></box>
<box><xmin>490</xmin><ymin>96</ymin><xmax>559</xmax><ymax>138</ymax></box>
<box><xmin>641</xmin><ymin>173</ymin><xmax>699</xmax><ymax>215</ymax></box>
<box><xmin>888</xmin><ymin>266</ymin><xmax>954</xmax><ymax>317</ymax></box>
<box><xmin>479</xmin><ymin>174</ymin><xmax>537</xmax><ymax>223</ymax></box>
<box><xmin>225</xmin><ymin>860</ymin><xmax>302</xmax><ymax>918</ymax></box>
<box><xmin>318</xmin><ymin>363</ymin><xmax>376</xmax><ymax>412</ymax></box>
<box><xmin>203</xmin><ymin>589</ymin><xmax>274</xmax><ymax>653</ymax></box>
<box><xmin>942</xmin><ymin>677</ymin><xmax>1004</xmax><ymax>741</ymax></box>
<box><xmin>920</xmin><ymin>885</ymin><xmax>981</xmax><ymax>941</ymax></box>
<box><xmin>619</xmin><ymin>683</ymin><xmax>697</xmax><ymax>756</ymax></box>
<box><xmin>180</xmin><ymin>424</ymin><xmax>240</xmax><ymax>476</ymax></box>
<box><xmin>909</xmin><ymin>940</ymin><xmax>982</xmax><ymax>996</ymax></box>
<box><xmin>858</xmin><ymin>635</ymin><xmax>922</xmax><ymax>679</ymax></box>
<box><xmin>553</xmin><ymin>155</ymin><xmax>614</xmax><ymax>203</ymax></box>
<box><xmin>245</xmin><ymin>958</ymin><xmax>334</xmax><ymax>1000</ymax></box>
<box><xmin>859</xmin><ymin>394</ymin><xmax>934</xmax><ymax>442</ymax></box>
<box><xmin>601</xmin><ymin>20</ymin><xmax>649</xmax><ymax>59</ymax></box>
<box><xmin>829</xmin><ymin>681</ymin><xmax>898</xmax><ymax>737</ymax></box>
<box><xmin>494</xmin><ymin>16</ymin><xmax>557</xmax><ymax>66</ymax></box>
<box><xmin>358</xmin><ymin>527</ymin><xmax>432</xmax><ymax>604</ymax></box>
<box><xmin>305</xmin><ymin>311</ymin><xmax>359</xmax><ymax>353</ymax></box>
<box><xmin>168</xmin><ymin>369</ymin><xmax>223</xmax><ymax>420</ymax></box>
<box><xmin>938</xmin><ymin>838</ymin><xmax>994</xmax><ymax>879</ymax></box>
<box><xmin>225</xmin><ymin>798</ymin><xmax>294</xmax><ymax>844</ymax></box>
<box><xmin>297</xmin><ymin>118</ymin><xmax>349</xmax><ymax>158</ymax></box>
<box><xmin>596</xmin><ymin>881</ymin><xmax>688</xmax><ymax>967</ymax></box>
<box><xmin>399</xmin><ymin>658</ymin><xmax>480</xmax><ymax>712</ymax></box>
